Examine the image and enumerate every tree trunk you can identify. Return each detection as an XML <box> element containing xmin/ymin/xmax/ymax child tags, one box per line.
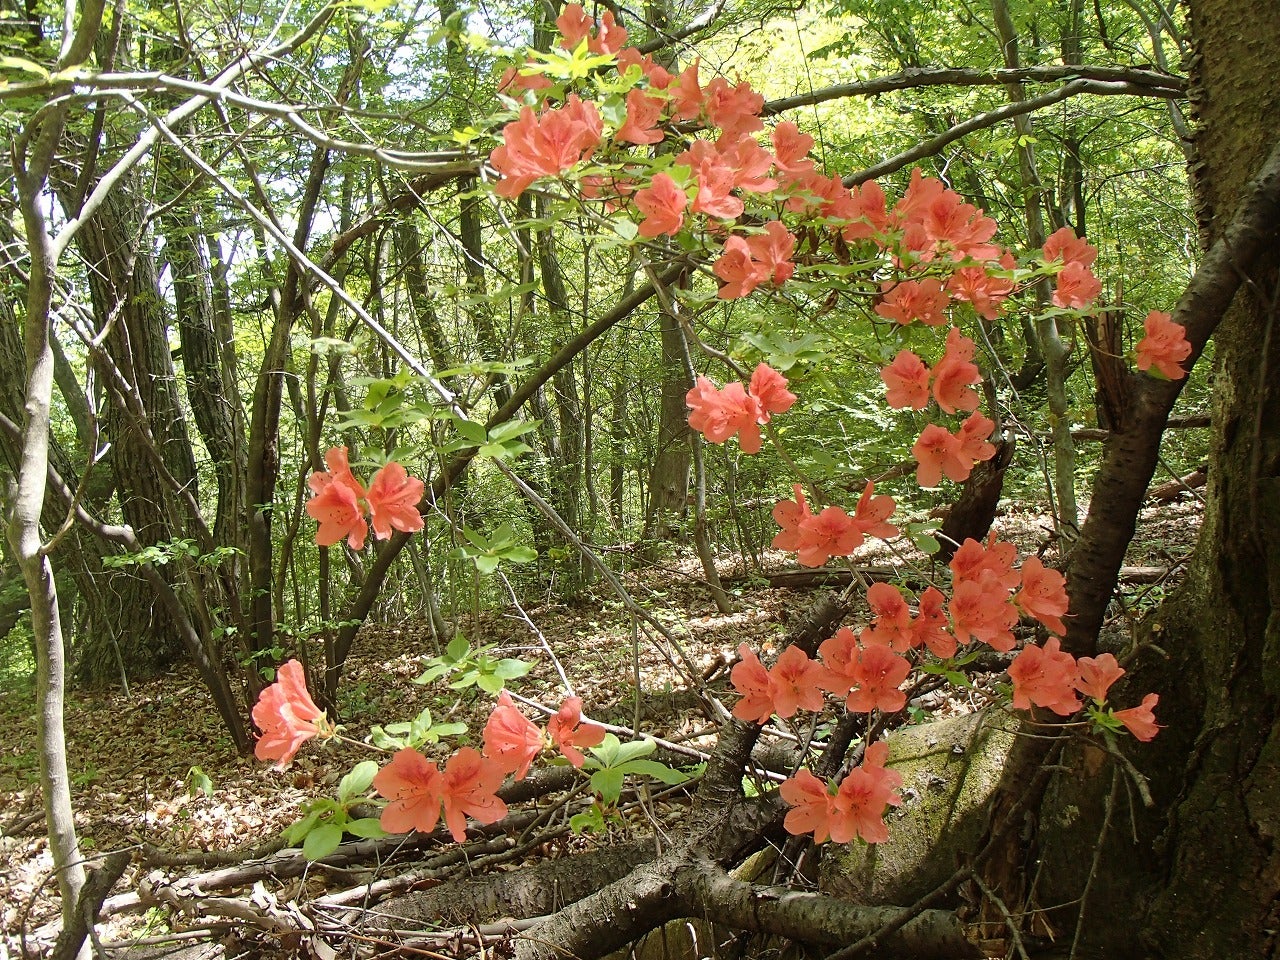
<box><xmin>1135</xmin><ymin>0</ymin><xmax>1280</xmax><ymax>951</ymax></box>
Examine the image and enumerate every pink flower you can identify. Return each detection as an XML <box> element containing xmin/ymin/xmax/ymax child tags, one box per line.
<box><xmin>482</xmin><ymin>691</ymin><xmax>543</xmax><ymax>781</ymax></box>
<box><xmin>634</xmin><ymin>173</ymin><xmax>688</xmax><ymax>238</ymax></box>
<box><xmin>880</xmin><ymin>350</ymin><xmax>931</xmax><ymax>410</ymax></box>
<box><xmin>252</xmin><ymin>659</ymin><xmax>328</xmax><ymax>769</ymax></box>
<box><xmin>366</xmin><ymin>462</ymin><xmax>425</xmax><ymax>540</ymax></box>
<box><xmin>685</xmin><ymin>377</ymin><xmax>763</xmax><ymax>452</ymax></box>
<box><xmin>749</xmin><ymin>363</ymin><xmax>797</xmax><ymax>416</ymax></box>
<box><xmin>374</xmin><ymin>748</ymin><xmax>445</xmax><ymax>835</ymax></box>
<box><xmin>547</xmin><ymin>697</ymin><xmax>606</xmax><ymax>767</ymax></box>
<box><xmin>931</xmin><ymin>327</ymin><xmax>981</xmax><ymax>415</ymax></box>
<box><xmin>1135</xmin><ymin>310</ymin><xmax>1191</xmax><ymax>380</ymax></box>
<box><xmin>307</xmin><ymin>447</ymin><xmax>368</xmax><ymax>550</ymax></box>
<box><xmin>875</xmin><ymin>277</ymin><xmax>949</xmax><ymax>326</ymax></box>
<box><xmin>1014</xmin><ymin>556</ymin><xmax>1069</xmax><ymax>635</ymax></box>
<box><xmin>1075</xmin><ymin>653</ymin><xmax>1125</xmax><ymax>702</ymax></box>
<box><xmin>912</xmin><ymin>424</ymin><xmax>969</xmax><ymax>488</ymax></box>
<box><xmin>1052</xmin><ymin>260</ymin><xmax>1102</xmax><ymax>309</ymax></box>
<box><xmin>1113</xmin><ymin>693</ymin><xmax>1161</xmax><ymax>742</ymax></box>
<box><xmin>1009</xmin><ymin>638</ymin><xmax>1080</xmax><ymax>716</ymax></box>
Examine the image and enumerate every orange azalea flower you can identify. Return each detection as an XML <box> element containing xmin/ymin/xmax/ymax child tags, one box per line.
<box><xmin>851</xmin><ymin>481</ymin><xmax>898</xmax><ymax>540</ymax></box>
<box><xmin>1075</xmin><ymin>653</ymin><xmax>1125</xmax><ymax>702</ymax></box>
<box><xmin>748</xmin><ymin>363</ymin><xmax>797</xmax><ymax>417</ymax></box>
<box><xmin>482</xmin><ymin>692</ymin><xmax>543</xmax><ymax>781</ymax></box>
<box><xmin>861</xmin><ymin>582</ymin><xmax>914</xmax><ymax>651</ymax></box>
<box><xmin>1113</xmin><ymin>693</ymin><xmax>1161</xmax><ymax>741</ymax></box>
<box><xmin>615</xmin><ymin>88</ymin><xmax>665</xmax><ymax>146</ymax></box>
<box><xmin>366</xmin><ymin>462</ymin><xmax>425</xmax><ymax>541</ymax></box>
<box><xmin>875</xmin><ymin>277</ymin><xmax>949</xmax><ymax>327</ymax></box>
<box><xmin>439</xmin><ymin>748</ymin><xmax>508</xmax><ymax>842</ymax></box>
<box><xmin>911</xmin><ymin>586</ymin><xmax>956</xmax><ymax>658</ymax></box>
<box><xmin>912</xmin><ymin>423</ymin><xmax>969</xmax><ymax>488</ymax></box>
<box><xmin>1009</xmin><ymin>638</ymin><xmax>1081</xmax><ymax>716</ymax></box>
<box><xmin>794</xmin><ymin>505</ymin><xmax>862</xmax><ymax>567</ymax></box>
<box><xmin>950</xmin><ymin>572</ymin><xmax>1020</xmax><ymax>651</ymax></box>
<box><xmin>634</xmin><ymin>173</ymin><xmax>687</xmax><ymax>238</ymax></box>
<box><xmin>730</xmin><ymin>643</ymin><xmax>826</xmax><ymax>723</ymax></box>
<box><xmin>1014</xmin><ymin>556</ymin><xmax>1069</xmax><ymax>635</ymax></box>
<box><xmin>780</xmin><ymin>768</ymin><xmax>838</xmax><ymax>843</ymax></box>
<box><xmin>931</xmin><ymin>327</ymin><xmax>981</xmax><ymax>414</ymax></box>
<box><xmin>1052</xmin><ymin>260</ymin><xmax>1102</xmax><ymax>309</ymax></box>
<box><xmin>1135</xmin><ymin>310</ymin><xmax>1191</xmax><ymax>380</ymax></box>
<box><xmin>547</xmin><ymin>697</ymin><xmax>606</xmax><ymax>767</ymax></box>
<box><xmin>770</xmin><ymin>485</ymin><xmax>812</xmax><ymax>552</ymax></box>
<box><xmin>374</xmin><ymin>748</ymin><xmax>446</xmax><ymax>835</ymax></box>
<box><xmin>1042</xmin><ymin>226</ymin><xmax>1098</xmax><ymax>268</ymax></box>
<box><xmin>252</xmin><ymin>659</ymin><xmax>329</xmax><ymax>769</ymax></box>
<box><xmin>686</xmin><ymin>377</ymin><xmax>763</xmax><ymax>452</ymax></box>
<box><xmin>831</xmin><ymin>742</ymin><xmax>902</xmax><ymax>843</ymax></box>
<box><xmin>844</xmin><ymin>644</ymin><xmax>910</xmax><ymax>714</ymax></box>
<box><xmin>307</xmin><ymin>447</ymin><xmax>368</xmax><ymax>550</ymax></box>
<box><xmin>880</xmin><ymin>350</ymin><xmax>931</xmax><ymax>410</ymax></box>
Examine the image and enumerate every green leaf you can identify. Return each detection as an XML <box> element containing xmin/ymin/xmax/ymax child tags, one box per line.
<box><xmin>338</xmin><ymin>761</ymin><xmax>379</xmax><ymax>803</ymax></box>
<box><xmin>614</xmin><ymin>218</ymin><xmax>639</xmax><ymax>242</ymax></box>
<box><xmin>303</xmin><ymin>823</ymin><xmax>344</xmax><ymax>861</ymax></box>
<box><xmin>187</xmin><ymin>766</ymin><xmax>214</xmax><ymax>798</ymax></box>
<box><xmin>346</xmin><ymin>817</ymin><xmax>389</xmax><ymax>840</ymax></box>
<box><xmin>475</xmin><ymin>554</ymin><xmax>501</xmax><ymax>575</ymax></box>
<box><xmin>609</xmin><ymin>737</ymin><xmax>657</xmax><ymax>766</ymax></box>
<box><xmin>446</xmin><ymin>635</ymin><xmax>471</xmax><ymax>660</ymax></box>
<box><xmin>613</xmin><ymin>759</ymin><xmax>691</xmax><ymax>785</ymax></box>
<box><xmin>591</xmin><ymin>767</ymin><xmax>626</xmax><ymax>805</ymax></box>
<box><xmin>503</xmin><ymin>546</ymin><xmax>538</xmax><ymax>564</ymax></box>
<box><xmin>476</xmin><ymin>672</ymin><xmax>506</xmax><ymax>693</ymax></box>
<box><xmin>454</xmin><ymin>418</ymin><xmax>489</xmax><ymax>444</ymax></box>
<box><xmin>493</xmin><ymin>658</ymin><xmax>533</xmax><ymax>680</ymax></box>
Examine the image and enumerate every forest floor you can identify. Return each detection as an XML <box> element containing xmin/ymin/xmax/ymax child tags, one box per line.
<box><xmin>0</xmin><ymin>496</ymin><xmax>1203</xmax><ymax>955</ymax></box>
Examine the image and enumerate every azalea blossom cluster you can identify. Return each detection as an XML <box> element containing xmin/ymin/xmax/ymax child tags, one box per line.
<box><xmin>730</xmin><ymin>538</ymin><xmax>1159</xmax><ymax>842</ymax></box>
<box><xmin>252</xmin><ymin>663</ymin><xmax>607</xmax><ymax>842</ymax></box>
<box><xmin>685</xmin><ymin>362</ymin><xmax>797</xmax><ymax>454</ymax></box>
<box><xmin>306</xmin><ymin>447</ymin><xmax>425</xmax><ymax>550</ymax></box>
<box><xmin>374</xmin><ymin>692</ymin><xmax>605</xmax><ymax>842</ymax></box>
<box><xmin>770</xmin><ymin>482</ymin><xmax>897</xmax><ymax>567</ymax></box>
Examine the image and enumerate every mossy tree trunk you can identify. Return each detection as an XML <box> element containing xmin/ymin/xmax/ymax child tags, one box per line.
<box><xmin>1135</xmin><ymin>0</ymin><xmax>1280</xmax><ymax>951</ymax></box>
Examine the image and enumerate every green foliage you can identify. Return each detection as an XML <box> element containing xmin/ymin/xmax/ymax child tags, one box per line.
<box><xmin>454</xmin><ymin>524</ymin><xmax>538</xmax><ymax>574</ymax></box>
<box><xmin>369</xmin><ymin>706</ymin><xmax>468</xmax><ymax>750</ymax></box>
<box><xmin>577</xmin><ymin>734</ymin><xmax>691</xmax><ymax>808</ymax></box>
<box><xmin>413</xmin><ymin>634</ymin><xmax>533</xmax><ymax>693</ymax></box>
<box><xmin>282</xmin><ymin>760</ymin><xmax>388</xmax><ymax>861</ymax></box>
